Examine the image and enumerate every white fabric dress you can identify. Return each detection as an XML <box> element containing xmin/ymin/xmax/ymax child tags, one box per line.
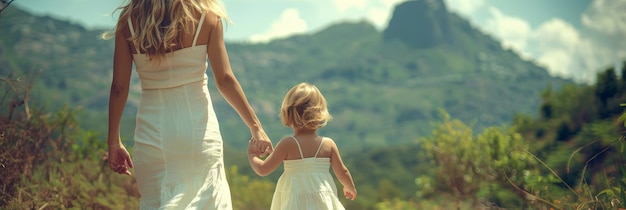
<box><xmin>270</xmin><ymin>137</ymin><xmax>345</xmax><ymax>210</ymax></box>
<box><xmin>128</xmin><ymin>13</ymin><xmax>233</xmax><ymax>210</ymax></box>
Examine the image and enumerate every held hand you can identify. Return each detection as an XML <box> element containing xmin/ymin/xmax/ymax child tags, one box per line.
<box><xmin>248</xmin><ymin>136</ymin><xmax>272</xmax><ymax>157</ymax></box>
<box><xmin>263</xmin><ymin>144</ymin><xmax>274</xmax><ymax>155</ymax></box>
<box><xmin>250</xmin><ymin>128</ymin><xmax>273</xmax><ymax>154</ymax></box>
<box><xmin>108</xmin><ymin>143</ymin><xmax>134</xmax><ymax>175</ymax></box>
<box><xmin>247</xmin><ymin>138</ymin><xmax>259</xmax><ymax>156</ymax></box>
<box><xmin>343</xmin><ymin>187</ymin><xmax>357</xmax><ymax>201</ymax></box>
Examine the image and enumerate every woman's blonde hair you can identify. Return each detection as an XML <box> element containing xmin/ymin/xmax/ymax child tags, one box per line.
<box><xmin>280</xmin><ymin>83</ymin><xmax>332</xmax><ymax>129</ymax></box>
<box><xmin>102</xmin><ymin>0</ymin><xmax>229</xmax><ymax>61</ymax></box>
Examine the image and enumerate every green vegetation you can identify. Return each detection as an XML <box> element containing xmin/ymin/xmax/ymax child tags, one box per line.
<box><xmin>344</xmin><ymin>65</ymin><xmax>626</xmax><ymax>209</ymax></box>
<box><xmin>0</xmin><ymin>74</ymin><xmax>138</xmax><ymax>209</ymax></box>
<box><xmin>3</xmin><ymin>65</ymin><xmax>624</xmax><ymax>209</ymax></box>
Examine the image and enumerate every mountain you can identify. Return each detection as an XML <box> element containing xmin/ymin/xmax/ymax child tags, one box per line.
<box><xmin>384</xmin><ymin>0</ymin><xmax>453</xmax><ymax>48</ymax></box>
<box><xmin>0</xmin><ymin>1</ymin><xmax>571</xmax><ymax>151</ymax></box>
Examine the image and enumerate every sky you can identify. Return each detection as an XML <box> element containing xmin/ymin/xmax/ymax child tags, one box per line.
<box><xmin>9</xmin><ymin>0</ymin><xmax>626</xmax><ymax>83</ymax></box>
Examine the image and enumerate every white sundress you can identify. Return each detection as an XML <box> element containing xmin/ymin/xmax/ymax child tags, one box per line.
<box><xmin>270</xmin><ymin>137</ymin><xmax>345</xmax><ymax>210</ymax></box>
<box><xmin>128</xmin><ymin>13</ymin><xmax>232</xmax><ymax>210</ymax></box>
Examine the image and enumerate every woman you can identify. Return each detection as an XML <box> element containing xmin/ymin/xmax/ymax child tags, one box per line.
<box><xmin>104</xmin><ymin>0</ymin><xmax>273</xmax><ymax>209</ymax></box>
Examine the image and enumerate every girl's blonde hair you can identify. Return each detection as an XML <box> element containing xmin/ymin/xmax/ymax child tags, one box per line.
<box><xmin>102</xmin><ymin>0</ymin><xmax>229</xmax><ymax>61</ymax></box>
<box><xmin>280</xmin><ymin>83</ymin><xmax>332</xmax><ymax>129</ymax></box>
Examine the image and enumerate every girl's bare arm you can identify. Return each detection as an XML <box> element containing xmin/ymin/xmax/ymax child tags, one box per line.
<box><xmin>329</xmin><ymin>139</ymin><xmax>357</xmax><ymax>197</ymax></box>
<box><xmin>248</xmin><ymin>138</ymin><xmax>289</xmax><ymax>176</ymax></box>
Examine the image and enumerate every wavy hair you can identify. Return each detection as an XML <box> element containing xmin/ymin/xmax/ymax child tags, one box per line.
<box><xmin>280</xmin><ymin>83</ymin><xmax>333</xmax><ymax>130</ymax></box>
<box><xmin>102</xmin><ymin>0</ymin><xmax>228</xmax><ymax>61</ymax></box>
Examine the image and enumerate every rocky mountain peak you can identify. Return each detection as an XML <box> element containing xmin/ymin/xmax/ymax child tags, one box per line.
<box><xmin>383</xmin><ymin>0</ymin><xmax>453</xmax><ymax>48</ymax></box>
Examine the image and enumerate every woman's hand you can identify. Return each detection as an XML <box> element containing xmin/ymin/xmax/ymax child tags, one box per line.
<box><xmin>343</xmin><ymin>187</ymin><xmax>357</xmax><ymax>201</ymax></box>
<box><xmin>108</xmin><ymin>143</ymin><xmax>134</xmax><ymax>175</ymax></box>
<box><xmin>250</xmin><ymin>128</ymin><xmax>273</xmax><ymax>155</ymax></box>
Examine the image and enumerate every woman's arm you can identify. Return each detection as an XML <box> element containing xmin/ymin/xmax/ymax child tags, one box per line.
<box><xmin>248</xmin><ymin>139</ymin><xmax>288</xmax><ymax>176</ymax></box>
<box><xmin>107</xmin><ymin>21</ymin><xmax>134</xmax><ymax>175</ymax></box>
<box><xmin>204</xmin><ymin>13</ymin><xmax>272</xmax><ymax>153</ymax></box>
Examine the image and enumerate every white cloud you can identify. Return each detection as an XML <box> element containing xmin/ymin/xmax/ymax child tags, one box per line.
<box><xmin>475</xmin><ymin>0</ymin><xmax>626</xmax><ymax>83</ymax></box>
<box><xmin>329</xmin><ymin>0</ymin><xmax>406</xmax><ymax>29</ymax></box>
<box><xmin>582</xmin><ymin>0</ymin><xmax>626</xmax><ymax>37</ymax></box>
<box><xmin>580</xmin><ymin>0</ymin><xmax>626</xmax><ymax>70</ymax></box>
<box><xmin>531</xmin><ymin>19</ymin><xmax>587</xmax><ymax>79</ymax></box>
<box><xmin>372</xmin><ymin>0</ymin><xmax>406</xmax><ymax>28</ymax></box>
<box><xmin>366</xmin><ymin>7</ymin><xmax>389</xmax><ymax>28</ymax></box>
<box><xmin>444</xmin><ymin>0</ymin><xmax>485</xmax><ymax>16</ymax></box>
<box><xmin>483</xmin><ymin>7</ymin><xmax>532</xmax><ymax>53</ymax></box>
<box><xmin>576</xmin><ymin>0</ymin><xmax>626</xmax><ymax>82</ymax></box>
<box><xmin>363</xmin><ymin>0</ymin><xmax>405</xmax><ymax>28</ymax></box>
<box><xmin>529</xmin><ymin>19</ymin><xmax>616</xmax><ymax>82</ymax></box>
<box><xmin>333</xmin><ymin>0</ymin><xmax>368</xmax><ymax>13</ymax></box>
<box><xmin>249</xmin><ymin>8</ymin><xmax>308</xmax><ymax>43</ymax></box>
<box><xmin>535</xmin><ymin>51</ymin><xmax>573</xmax><ymax>78</ymax></box>
<box><xmin>380</xmin><ymin>0</ymin><xmax>406</xmax><ymax>8</ymax></box>
<box><xmin>533</xmin><ymin>19</ymin><xmax>580</xmax><ymax>48</ymax></box>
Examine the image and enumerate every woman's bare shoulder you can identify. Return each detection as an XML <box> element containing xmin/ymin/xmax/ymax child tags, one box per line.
<box><xmin>201</xmin><ymin>11</ymin><xmax>221</xmax><ymax>27</ymax></box>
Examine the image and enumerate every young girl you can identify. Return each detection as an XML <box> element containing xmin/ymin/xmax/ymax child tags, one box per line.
<box><xmin>248</xmin><ymin>82</ymin><xmax>357</xmax><ymax>210</ymax></box>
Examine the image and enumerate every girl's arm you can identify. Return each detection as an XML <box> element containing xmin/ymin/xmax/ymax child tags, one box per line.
<box><xmin>205</xmin><ymin>13</ymin><xmax>272</xmax><ymax>153</ymax></box>
<box><xmin>248</xmin><ymin>139</ymin><xmax>288</xmax><ymax>176</ymax></box>
<box><xmin>107</xmin><ymin>20</ymin><xmax>134</xmax><ymax>175</ymax></box>
<box><xmin>328</xmin><ymin>139</ymin><xmax>357</xmax><ymax>200</ymax></box>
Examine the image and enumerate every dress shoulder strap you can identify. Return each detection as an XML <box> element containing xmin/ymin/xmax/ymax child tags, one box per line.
<box><xmin>192</xmin><ymin>13</ymin><xmax>206</xmax><ymax>47</ymax></box>
<box><xmin>127</xmin><ymin>17</ymin><xmax>140</xmax><ymax>54</ymax></box>
<box><xmin>291</xmin><ymin>136</ymin><xmax>304</xmax><ymax>159</ymax></box>
<box><xmin>314</xmin><ymin>137</ymin><xmax>325</xmax><ymax>158</ymax></box>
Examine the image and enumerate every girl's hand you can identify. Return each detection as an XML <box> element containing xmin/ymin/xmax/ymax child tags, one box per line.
<box><xmin>248</xmin><ymin>137</ymin><xmax>272</xmax><ymax>157</ymax></box>
<box><xmin>108</xmin><ymin>143</ymin><xmax>134</xmax><ymax>175</ymax></box>
<box><xmin>250</xmin><ymin>128</ymin><xmax>273</xmax><ymax>154</ymax></box>
<box><xmin>343</xmin><ymin>187</ymin><xmax>357</xmax><ymax>201</ymax></box>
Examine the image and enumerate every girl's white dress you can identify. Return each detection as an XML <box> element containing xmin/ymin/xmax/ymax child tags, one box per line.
<box><xmin>128</xmin><ymin>13</ymin><xmax>233</xmax><ymax>209</ymax></box>
<box><xmin>270</xmin><ymin>137</ymin><xmax>345</xmax><ymax>210</ymax></box>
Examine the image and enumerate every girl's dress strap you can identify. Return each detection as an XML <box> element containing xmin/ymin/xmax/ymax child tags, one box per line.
<box><xmin>192</xmin><ymin>13</ymin><xmax>206</xmax><ymax>47</ymax></box>
<box><xmin>314</xmin><ymin>137</ymin><xmax>324</xmax><ymax>158</ymax></box>
<box><xmin>126</xmin><ymin>17</ymin><xmax>140</xmax><ymax>54</ymax></box>
<box><xmin>291</xmin><ymin>136</ymin><xmax>304</xmax><ymax>159</ymax></box>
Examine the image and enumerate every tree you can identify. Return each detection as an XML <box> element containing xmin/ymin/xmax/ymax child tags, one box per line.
<box><xmin>619</xmin><ymin>61</ymin><xmax>626</xmax><ymax>95</ymax></box>
<box><xmin>420</xmin><ymin>112</ymin><xmax>536</xmax><ymax>207</ymax></box>
<box><xmin>595</xmin><ymin>67</ymin><xmax>618</xmax><ymax>106</ymax></box>
<box><xmin>540</xmin><ymin>101</ymin><xmax>553</xmax><ymax>119</ymax></box>
<box><xmin>621</xmin><ymin>61</ymin><xmax>626</xmax><ymax>83</ymax></box>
